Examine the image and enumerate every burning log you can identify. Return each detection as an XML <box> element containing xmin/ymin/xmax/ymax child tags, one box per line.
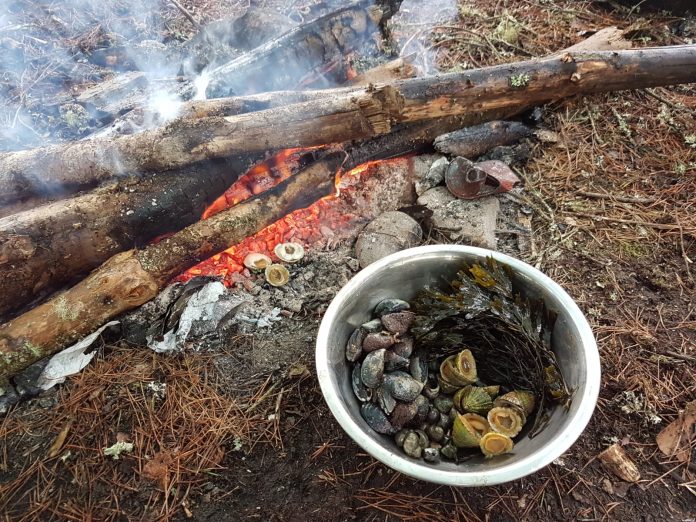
<box><xmin>0</xmin><ymin>154</ymin><xmax>342</xmax><ymax>380</ymax></box>
<box><xmin>0</xmin><ymin>154</ymin><xmax>266</xmax><ymax>321</ymax></box>
<box><xmin>1</xmin><ymin>46</ymin><xmax>694</xmax><ymax>206</ymax></box>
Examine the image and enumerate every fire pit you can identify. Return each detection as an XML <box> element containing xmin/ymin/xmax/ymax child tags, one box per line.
<box><xmin>316</xmin><ymin>245</ymin><xmax>600</xmax><ymax>486</ymax></box>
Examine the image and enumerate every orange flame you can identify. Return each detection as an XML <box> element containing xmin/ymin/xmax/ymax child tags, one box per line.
<box><xmin>202</xmin><ymin>147</ymin><xmax>320</xmax><ymax>220</ymax></box>
<box><xmin>176</xmin><ymin>156</ymin><xmax>393</xmax><ymax>286</ymax></box>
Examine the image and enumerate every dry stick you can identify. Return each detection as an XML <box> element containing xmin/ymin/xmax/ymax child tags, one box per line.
<box><xmin>168</xmin><ymin>0</ymin><xmax>200</xmax><ymax>29</ymax></box>
<box><xmin>1</xmin><ymin>45</ymin><xmax>695</xmax><ymax>205</ymax></box>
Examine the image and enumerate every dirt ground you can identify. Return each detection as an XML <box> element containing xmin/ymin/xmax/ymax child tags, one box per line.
<box><xmin>1</xmin><ymin>0</ymin><xmax>695</xmax><ymax>520</ymax></box>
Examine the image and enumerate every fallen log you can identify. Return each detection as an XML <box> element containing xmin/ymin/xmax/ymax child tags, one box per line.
<box><xmin>93</xmin><ymin>58</ymin><xmax>418</xmax><ymax>140</ymax></box>
<box><xmin>1</xmin><ymin>46</ymin><xmax>694</xmax><ymax>205</ymax></box>
<box><xmin>0</xmin><ymin>154</ymin><xmax>264</xmax><ymax>321</ymax></box>
<box><xmin>0</xmin><ymin>107</ymin><xmax>523</xmax><ymax>380</ymax></box>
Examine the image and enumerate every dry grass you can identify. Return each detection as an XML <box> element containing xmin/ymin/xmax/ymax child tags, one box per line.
<box><xmin>0</xmin><ymin>347</ymin><xmax>278</xmax><ymax>521</ymax></box>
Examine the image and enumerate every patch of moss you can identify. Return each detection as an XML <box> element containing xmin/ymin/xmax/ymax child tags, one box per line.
<box><xmin>53</xmin><ymin>295</ymin><xmax>82</xmax><ymax>321</ymax></box>
<box><xmin>509</xmin><ymin>73</ymin><xmax>530</xmax><ymax>88</ymax></box>
<box><xmin>619</xmin><ymin>241</ymin><xmax>651</xmax><ymax>258</ymax></box>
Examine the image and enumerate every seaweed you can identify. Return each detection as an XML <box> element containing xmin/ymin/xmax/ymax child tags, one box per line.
<box><xmin>411</xmin><ymin>257</ymin><xmax>571</xmax><ymax>437</ymax></box>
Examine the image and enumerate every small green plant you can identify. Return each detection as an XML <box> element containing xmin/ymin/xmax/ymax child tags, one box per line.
<box><xmin>509</xmin><ymin>73</ymin><xmax>530</xmax><ymax>88</ymax></box>
<box><xmin>685</xmin><ymin>134</ymin><xmax>696</xmax><ymax>148</ymax></box>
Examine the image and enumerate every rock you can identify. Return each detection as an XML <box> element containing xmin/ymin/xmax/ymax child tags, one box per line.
<box><xmin>417</xmin><ymin>187</ymin><xmax>499</xmax><ymax>248</ymax></box>
<box><xmin>355</xmin><ymin>211</ymin><xmax>422</xmax><ymax>268</ymax></box>
<box><xmin>415</xmin><ymin>156</ymin><xmax>449</xmax><ymax>196</ymax></box>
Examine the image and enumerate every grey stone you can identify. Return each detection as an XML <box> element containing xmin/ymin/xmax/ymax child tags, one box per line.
<box><xmin>355</xmin><ymin>211</ymin><xmax>423</xmax><ymax>268</ymax></box>
<box><xmin>417</xmin><ymin>187</ymin><xmax>500</xmax><ymax>248</ymax></box>
<box><xmin>415</xmin><ymin>156</ymin><xmax>449</xmax><ymax>196</ymax></box>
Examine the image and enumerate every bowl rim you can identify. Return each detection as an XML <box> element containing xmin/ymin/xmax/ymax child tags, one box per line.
<box><xmin>315</xmin><ymin>245</ymin><xmax>600</xmax><ymax>486</ymax></box>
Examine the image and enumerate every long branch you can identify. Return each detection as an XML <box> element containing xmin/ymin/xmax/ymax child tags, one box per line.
<box><xmin>1</xmin><ymin>46</ymin><xmax>694</xmax><ymax>205</ymax></box>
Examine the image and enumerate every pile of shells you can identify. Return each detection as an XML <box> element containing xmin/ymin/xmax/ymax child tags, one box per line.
<box><xmin>347</xmin><ymin>298</ymin><xmax>536</xmax><ymax>462</ymax></box>
<box><xmin>243</xmin><ymin>242</ymin><xmax>304</xmax><ymax>287</ymax></box>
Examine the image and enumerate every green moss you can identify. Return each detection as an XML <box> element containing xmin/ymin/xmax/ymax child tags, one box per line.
<box><xmin>619</xmin><ymin>241</ymin><xmax>651</xmax><ymax>258</ymax></box>
<box><xmin>509</xmin><ymin>73</ymin><xmax>531</xmax><ymax>88</ymax></box>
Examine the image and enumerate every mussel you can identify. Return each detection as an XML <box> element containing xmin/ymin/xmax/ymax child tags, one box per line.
<box><xmin>361</xmin><ymin>403</ymin><xmax>396</xmax><ymax>435</ymax></box>
<box><xmin>384</xmin><ymin>351</ymin><xmax>410</xmax><ymax>371</ymax></box>
<box><xmin>452</xmin><ymin>413</ymin><xmax>490</xmax><ymax>448</ymax></box>
<box><xmin>392</xmin><ymin>337</ymin><xmax>414</xmax><ymax>358</ymax></box>
<box><xmin>480</xmin><ymin>432</ymin><xmax>514</xmax><ymax>457</ymax></box>
<box><xmin>409</xmin><ymin>353</ymin><xmax>428</xmax><ymax>383</ymax></box>
<box><xmin>376</xmin><ymin>386</ymin><xmax>396</xmax><ymax>414</ymax></box>
<box><xmin>383</xmin><ymin>372</ymin><xmax>424</xmax><ymax>402</ymax></box>
<box><xmin>345</xmin><ymin>327</ymin><xmax>366</xmax><ymax>362</ymax></box>
<box><xmin>363</xmin><ymin>331</ymin><xmax>396</xmax><ymax>352</ymax></box>
<box><xmin>453</xmin><ymin>386</ymin><xmax>493</xmax><ymax>415</ymax></box>
<box><xmin>361</xmin><ymin>319</ymin><xmax>383</xmax><ymax>333</ymax></box>
<box><xmin>487</xmin><ymin>406</ymin><xmax>525</xmax><ymax>438</ymax></box>
<box><xmin>381</xmin><ymin>311</ymin><xmax>416</xmax><ymax>335</ymax></box>
<box><xmin>361</xmin><ymin>349</ymin><xmax>385</xmax><ymax>389</ymax></box>
<box><xmin>374</xmin><ymin>298</ymin><xmax>410</xmax><ymax>317</ymax></box>
<box><xmin>494</xmin><ymin>390</ymin><xmax>536</xmax><ymax>416</ymax></box>
<box><xmin>274</xmin><ymin>242</ymin><xmax>305</xmax><ymax>263</ymax></box>
<box><xmin>351</xmin><ymin>363</ymin><xmax>372</xmax><ymax>402</ymax></box>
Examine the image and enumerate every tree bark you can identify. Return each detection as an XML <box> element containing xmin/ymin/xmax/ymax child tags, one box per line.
<box><xmin>1</xmin><ymin>46</ymin><xmax>694</xmax><ymax>206</ymax></box>
<box><xmin>0</xmin><ymin>154</ymin><xmax>262</xmax><ymax>321</ymax></box>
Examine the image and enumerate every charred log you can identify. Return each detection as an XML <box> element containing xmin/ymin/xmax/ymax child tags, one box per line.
<box><xmin>0</xmin><ymin>154</ymin><xmax>266</xmax><ymax>322</ymax></box>
<box><xmin>0</xmin><ymin>105</ymin><xmax>523</xmax><ymax>379</ymax></box>
<box><xmin>198</xmin><ymin>0</ymin><xmax>403</xmax><ymax>98</ymax></box>
<box><xmin>1</xmin><ymin>46</ymin><xmax>694</xmax><ymax>206</ymax></box>
<box><xmin>433</xmin><ymin>121</ymin><xmax>533</xmax><ymax>159</ymax></box>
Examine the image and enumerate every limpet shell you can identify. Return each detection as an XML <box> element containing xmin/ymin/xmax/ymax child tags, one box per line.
<box><xmin>264</xmin><ymin>264</ymin><xmax>290</xmax><ymax>286</ymax></box>
<box><xmin>274</xmin><ymin>242</ymin><xmax>304</xmax><ymax>263</ymax></box>
<box><xmin>243</xmin><ymin>252</ymin><xmax>272</xmax><ymax>271</ymax></box>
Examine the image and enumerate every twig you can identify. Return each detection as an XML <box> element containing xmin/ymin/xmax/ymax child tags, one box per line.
<box><xmin>577</xmin><ymin>191</ymin><xmax>657</xmax><ymax>204</ymax></box>
<box><xmin>168</xmin><ymin>0</ymin><xmax>200</xmax><ymax>29</ymax></box>
<box><xmin>570</xmin><ymin>212</ymin><xmax>691</xmax><ymax>233</ymax></box>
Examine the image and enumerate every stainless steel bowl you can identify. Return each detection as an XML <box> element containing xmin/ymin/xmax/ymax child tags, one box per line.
<box><xmin>316</xmin><ymin>245</ymin><xmax>600</xmax><ymax>486</ymax></box>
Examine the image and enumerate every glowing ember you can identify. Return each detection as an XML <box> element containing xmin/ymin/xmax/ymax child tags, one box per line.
<box><xmin>202</xmin><ymin>147</ymin><xmax>320</xmax><ymax>220</ymax></box>
<box><xmin>176</xmin><ymin>156</ymin><xmax>395</xmax><ymax>286</ymax></box>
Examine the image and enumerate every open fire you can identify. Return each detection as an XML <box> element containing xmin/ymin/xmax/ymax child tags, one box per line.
<box><xmin>178</xmin><ymin>150</ymin><xmax>403</xmax><ymax>285</ymax></box>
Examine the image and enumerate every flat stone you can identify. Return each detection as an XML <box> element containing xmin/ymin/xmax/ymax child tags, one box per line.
<box><xmin>355</xmin><ymin>211</ymin><xmax>423</xmax><ymax>268</ymax></box>
<box><xmin>417</xmin><ymin>186</ymin><xmax>499</xmax><ymax>248</ymax></box>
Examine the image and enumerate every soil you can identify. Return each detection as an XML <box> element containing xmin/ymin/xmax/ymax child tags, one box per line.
<box><xmin>1</xmin><ymin>0</ymin><xmax>695</xmax><ymax>521</ymax></box>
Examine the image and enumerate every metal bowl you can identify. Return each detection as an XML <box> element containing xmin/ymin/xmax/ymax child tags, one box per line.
<box><xmin>315</xmin><ymin>245</ymin><xmax>600</xmax><ymax>486</ymax></box>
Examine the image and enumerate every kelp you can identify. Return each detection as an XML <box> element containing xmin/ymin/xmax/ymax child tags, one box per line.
<box><xmin>412</xmin><ymin>257</ymin><xmax>570</xmax><ymax>437</ymax></box>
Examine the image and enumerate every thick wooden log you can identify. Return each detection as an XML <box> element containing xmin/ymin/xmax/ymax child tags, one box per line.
<box><xmin>1</xmin><ymin>46</ymin><xmax>694</xmax><ymax>206</ymax></box>
<box><xmin>0</xmin><ymin>154</ymin><xmax>262</xmax><ymax>321</ymax></box>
